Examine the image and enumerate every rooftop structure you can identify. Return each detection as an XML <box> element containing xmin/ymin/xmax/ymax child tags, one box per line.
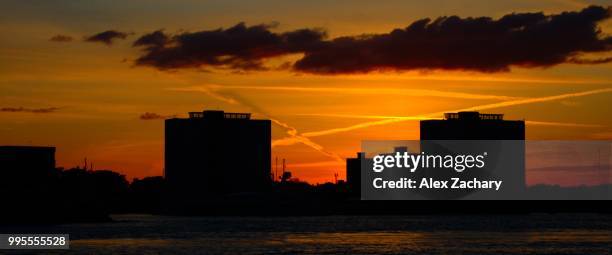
<box><xmin>444</xmin><ymin>112</ymin><xmax>504</xmax><ymax>121</ymax></box>
<box><xmin>421</xmin><ymin>111</ymin><xmax>525</xmax><ymax>140</ymax></box>
<box><xmin>188</xmin><ymin>110</ymin><xmax>251</xmax><ymax>120</ymax></box>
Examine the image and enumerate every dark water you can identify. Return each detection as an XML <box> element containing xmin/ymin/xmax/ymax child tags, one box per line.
<box><xmin>3</xmin><ymin>214</ymin><xmax>611</xmax><ymax>254</ymax></box>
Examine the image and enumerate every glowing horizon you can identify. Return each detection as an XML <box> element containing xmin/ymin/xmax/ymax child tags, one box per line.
<box><xmin>1</xmin><ymin>1</ymin><xmax>611</xmax><ymax>185</ymax></box>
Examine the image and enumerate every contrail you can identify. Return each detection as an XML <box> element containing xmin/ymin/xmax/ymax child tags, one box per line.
<box><xmin>169</xmin><ymin>86</ymin><xmax>239</xmax><ymax>104</ymax></box>
<box><xmin>294</xmin><ymin>113</ymin><xmax>440</xmax><ymax>120</ymax></box>
<box><xmin>268</xmin><ymin>117</ymin><xmax>344</xmax><ymax>162</ymax></box>
<box><xmin>301</xmin><ymin>117</ymin><xmax>421</xmax><ymax>138</ymax></box>
<box><xmin>171</xmin><ymin>86</ymin><xmax>344</xmax><ymax>162</ymax></box>
<box><xmin>177</xmin><ymin>84</ymin><xmax>520</xmax><ymax>100</ymax></box>
<box><xmin>524</xmin><ymin>121</ymin><xmax>603</xmax><ymax>128</ymax></box>
<box><xmin>455</xmin><ymin>88</ymin><xmax>612</xmax><ymax>112</ymax></box>
<box><xmin>333</xmin><ymin>73</ymin><xmax>610</xmax><ymax>84</ymax></box>
<box><xmin>211</xmin><ymin>91</ymin><xmax>343</xmax><ymax>162</ymax></box>
<box><xmin>294</xmin><ymin>88</ymin><xmax>612</xmax><ymax>138</ymax></box>
<box><xmin>296</xmin><ymin>113</ymin><xmax>602</xmax><ymax>128</ymax></box>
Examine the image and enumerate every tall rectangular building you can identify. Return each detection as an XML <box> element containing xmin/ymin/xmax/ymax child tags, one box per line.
<box><xmin>346</xmin><ymin>152</ymin><xmax>365</xmax><ymax>196</ymax></box>
<box><xmin>165</xmin><ymin>110</ymin><xmax>271</xmax><ymax>195</ymax></box>
<box><xmin>420</xmin><ymin>112</ymin><xmax>526</xmax><ymax>193</ymax></box>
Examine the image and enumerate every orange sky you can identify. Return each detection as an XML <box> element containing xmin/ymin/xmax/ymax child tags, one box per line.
<box><xmin>1</xmin><ymin>0</ymin><xmax>611</xmax><ymax>185</ymax></box>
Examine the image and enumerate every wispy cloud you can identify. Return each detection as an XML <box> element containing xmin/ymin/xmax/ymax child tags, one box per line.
<box><xmin>589</xmin><ymin>131</ymin><xmax>612</xmax><ymax>139</ymax></box>
<box><xmin>168</xmin><ymin>87</ymin><xmax>239</xmax><ymax>104</ymax></box>
<box><xmin>180</xmin><ymin>84</ymin><xmax>519</xmax><ymax>100</ymax></box>
<box><xmin>49</xmin><ymin>34</ymin><xmax>73</xmax><ymax>42</ymax></box>
<box><xmin>139</xmin><ymin>112</ymin><xmax>177</xmax><ymax>120</ymax></box>
<box><xmin>529</xmin><ymin>164</ymin><xmax>610</xmax><ymax>173</ymax></box>
<box><xmin>1</xmin><ymin>107</ymin><xmax>60</xmax><ymax>113</ymax></box>
<box><xmin>84</xmin><ymin>30</ymin><xmax>130</xmax><ymax>45</ymax></box>
<box><xmin>287</xmin><ymin>160</ymin><xmax>345</xmax><ymax>168</ymax></box>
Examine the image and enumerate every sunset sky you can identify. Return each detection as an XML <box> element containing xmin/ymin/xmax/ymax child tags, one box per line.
<box><xmin>1</xmin><ymin>0</ymin><xmax>611</xmax><ymax>185</ymax></box>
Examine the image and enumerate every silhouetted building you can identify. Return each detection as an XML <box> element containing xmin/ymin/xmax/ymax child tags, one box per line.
<box><xmin>420</xmin><ymin>112</ymin><xmax>526</xmax><ymax>193</ymax></box>
<box><xmin>0</xmin><ymin>146</ymin><xmax>56</xmax><ymax>188</ymax></box>
<box><xmin>165</xmin><ymin>110</ymin><xmax>271</xmax><ymax>196</ymax></box>
<box><xmin>420</xmin><ymin>111</ymin><xmax>525</xmax><ymax>140</ymax></box>
<box><xmin>0</xmin><ymin>146</ymin><xmax>60</xmax><ymax>222</ymax></box>
<box><xmin>346</xmin><ymin>152</ymin><xmax>366</xmax><ymax>196</ymax></box>
<box><xmin>0</xmin><ymin>145</ymin><xmax>55</xmax><ymax>171</ymax></box>
<box><xmin>280</xmin><ymin>171</ymin><xmax>292</xmax><ymax>183</ymax></box>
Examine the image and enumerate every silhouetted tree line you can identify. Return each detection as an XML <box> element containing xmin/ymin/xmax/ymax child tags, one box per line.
<box><xmin>55</xmin><ymin>167</ymin><xmax>166</xmax><ymax>214</ymax></box>
<box><xmin>1</xmin><ymin>166</ymin><xmax>165</xmax><ymax>224</ymax></box>
<box><xmin>2</xmin><ymin>164</ymin><xmax>609</xmax><ymax>223</ymax></box>
<box><xmin>1</xmin><ymin>165</ymin><xmax>353</xmax><ymax>222</ymax></box>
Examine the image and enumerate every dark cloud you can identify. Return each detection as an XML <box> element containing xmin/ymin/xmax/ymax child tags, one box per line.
<box><xmin>133</xmin><ymin>30</ymin><xmax>169</xmax><ymax>49</ymax></box>
<box><xmin>49</xmin><ymin>34</ymin><xmax>73</xmax><ymax>42</ymax></box>
<box><xmin>139</xmin><ymin>112</ymin><xmax>176</xmax><ymax>120</ymax></box>
<box><xmin>294</xmin><ymin>5</ymin><xmax>612</xmax><ymax>74</ymax></box>
<box><xmin>85</xmin><ymin>30</ymin><xmax>130</xmax><ymax>45</ymax></box>
<box><xmin>133</xmin><ymin>6</ymin><xmax>611</xmax><ymax>74</ymax></box>
<box><xmin>133</xmin><ymin>22</ymin><xmax>326</xmax><ymax>70</ymax></box>
<box><xmin>1</xmin><ymin>107</ymin><xmax>60</xmax><ymax>113</ymax></box>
